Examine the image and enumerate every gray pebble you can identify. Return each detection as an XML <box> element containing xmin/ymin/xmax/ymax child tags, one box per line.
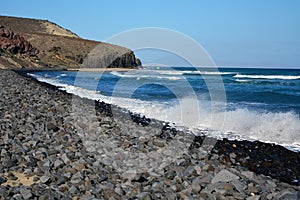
<box><xmin>212</xmin><ymin>169</ymin><xmax>239</xmax><ymax>184</ymax></box>
<box><xmin>40</xmin><ymin>175</ymin><xmax>51</xmax><ymax>184</ymax></box>
<box><xmin>68</xmin><ymin>185</ymin><xmax>78</xmax><ymax>194</ymax></box>
<box><xmin>20</xmin><ymin>189</ymin><xmax>32</xmax><ymax>200</ymax></box>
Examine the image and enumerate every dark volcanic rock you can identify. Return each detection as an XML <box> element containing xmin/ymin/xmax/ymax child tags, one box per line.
<box><xmin>107</xmin><ymin>51</ymin><xmax>141</xmax><ymax>68</ymax></box>
<box><xmin>213</xmin><ymin>139</ymin><xmax>300</xmax><ymax>185</ymax></box>
<box><xmin>129</xmin><ymin>112</ymin><xmax>151</xmax><ymax>126</ymax></box>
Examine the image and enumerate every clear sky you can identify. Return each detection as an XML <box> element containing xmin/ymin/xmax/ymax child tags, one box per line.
<box><xmin>1</xmin><ymin>0</ymin><xmax>300</xmax><ymax>68</ymax></box>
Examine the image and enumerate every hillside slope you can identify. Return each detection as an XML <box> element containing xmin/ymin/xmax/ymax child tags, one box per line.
<box><xmin>0</xmin><ymin>16</ymin><xmax>141</xmax><ymax>68</ymax></box>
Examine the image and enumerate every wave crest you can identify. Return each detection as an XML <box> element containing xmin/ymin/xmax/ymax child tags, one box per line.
<box><xmin>234</xmin><ymin>74</ymin><xmax>300</xmax><ymax>80</ymax></box>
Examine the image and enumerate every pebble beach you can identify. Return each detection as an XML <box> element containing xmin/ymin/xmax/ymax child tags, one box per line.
<box><xmin>0</xmin><ymin>69</ymin><xmax>299</xmax><ymax>199</ymax></box>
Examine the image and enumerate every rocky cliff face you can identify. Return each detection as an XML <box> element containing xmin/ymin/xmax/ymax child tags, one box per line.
<box><xmin>0</xmin><ymin>26</ymin><xmax>41</xmax><ymax>68</ymax></box>
<box><xmin>82</xmin><ymin>43</ymin><xmax>142</xmax><ymax>69</ymax></box>
<box><xmin>0</xmin><ymin>26</ymin><xmax>39</xmax><ymax>57</ymax></box>
<box><xmin>109</xmin><ymin>51</ymin><xmax>141</xmax><ymax>68</ymax></box>
<box><xmin>0</xmin><ymin>16</ymin><xmax>141</xmax><ymax>69</ymax></box>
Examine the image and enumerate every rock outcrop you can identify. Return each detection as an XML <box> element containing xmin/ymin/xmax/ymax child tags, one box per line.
<box><xmin>0</xmin><ymin>26</ymin><xmax>39</xmax><ymax>57</ymax></box>
<box><xmin>82</xmin><ymin>43</ymin><xmax>141</xmax><ymax>69</ymax></box>
<box><xmin>0</xmin><ymin>25</ymin><xmax>41</xmax><ymax>68</ymax></box>
<box><xmin>0</xmin><ymin>16</ymin><xmax>141</xmax><ymax>69</ymax></box>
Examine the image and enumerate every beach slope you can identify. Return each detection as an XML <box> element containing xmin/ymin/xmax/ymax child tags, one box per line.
<box><xmin>0</xmin><ymin>69</ymin><xmax>299</xmax><ymax>199</ymax></box>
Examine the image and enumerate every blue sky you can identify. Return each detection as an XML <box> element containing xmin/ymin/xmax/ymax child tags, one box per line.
<box><xmin>1</xmin><ymin>0</ymin><xmax>300</xmax><ymax>68</ymax></box>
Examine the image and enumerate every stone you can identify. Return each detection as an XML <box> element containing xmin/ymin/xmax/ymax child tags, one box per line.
<box><xmin>246</xmin><ymin>196</ymin><xmax>260</xmax><ymax>200</ymax></box>
<box><xmin>102</xmin><ymin>190</ymin><xmax>120</xmax><ymax>199</ymax></box>
<box><xmin>182</xmin><ymin>166</ymin><xmax>196</xmax><ymax>177</ymax></box>
<box><xmin>232</xmin><ymin>180</ymin><xmax>247</xmax><ymax>193</ymax></box>
<box><xmin>33</xmin><ymin>176</ymin><xmax>39</xmax><ymax>182</ymax></box>
<box><xmin>20</xmin><ymin>189</ymin><xmax>32</xmax><ymax>200</ymax></box>
<box><xmin>23</xmin><ymin>168</ymin><xmax>32</xmax><ymax>175</ymax></box>
<box><xmin>202</xmin><ymin>182</ymin><xmax>226</xmax><ymax>193</ymax></box>
<box><xmin>0</xmin><ymin>175</ymin><xmax>7</xmax><ymax>184</ymax></box>
<box><xmin>58</xmin><ymin>184</ymin><xmax>69</xmax><ymax>192</ymax></box>
<box><xmin>151</xmin><ymin>182</ymin><xmax>163</xmax><ymax>192</ymax></box>
<box><xmin>276</xmin><ymin>190</ymin><xmax>299</xmax><ymax>200</ymax></box>
<box><xmin>247</xmin><ymin>186</ymin><xmax>261</xmax><ymax>194</ymax></box>
<box><xmin>43</xmin><ymin>160</ymin><xmax>51</xmax><ymax>168</ymax></box>
<box><xmin>266</xmin><ymin>180</ymin><xmax>277</xmax><ymax>189</ymax></box>
<box><xmin>177</xmin><ymin>159</ymin><xmax>188</xmax><ymax>167</ymax></box>
<box><xmin>165</xmin><ymin>170</ymin><xmax>176</xmax><ymax>180</ymax></box>
<box><xmin>136</xmin><ymin>192</ymin><xmax>152</xmax><ymax>200</ymax></box>
<box><xmin>179</xmin><ymin>189</ymin><xmax>193</xmax><ymax>199</ymax></box>
<box><xmin>56</xmin><ymin>176</ymin><xmax>68</xmax><ymax>185</ymax></box>
<box><xmin>114</xmin><ymin>186</ymin><xmax>124</xmax><ymax>196</ymax></box>
<box><xmin>230</xmin><ymin>153</ymin><xmax>237</xmax><ymax>159</ymax></box>
<box><xmin>211</xmin><ymin>169</ymin><xmax>239</xmax><ymax>184</ymax></box>
<box><xmin>234</xmin><ymin>193</ymin><xmax>247</xmax><ymax>200</ymax></box>
<box><xmin>153</xmin><ymin>140</ymin><xmax>165</xmax><ymax>148</ymax></box>
<box><xmin>121</xmin><ymin>171</ymin><xmax>141</xmax><ymax>181</ymax></box>
<box><xmin>191</xmin><ymin>180</ymin><xmax>202</xmax><ymax>194</ymax></box>
<box><xmin>266</xmin><ymin>192</ymin><xmax>278</xmax><ymax>200</ymax></box>
<box><xmin>40</xmin><ymin>175</ymin><xmax>51</xmax><ymax>184</ymax></box>
<box><xmin>12</xmin><ymin>194</ymin><xmax>22</xmax><ymax>200</ymax></box>
<box><xmin>61</xmin><ymin>153</ymin><xmax>70</xmax><ymax>164</ymax></box>
<box><xmin>194</xmin><ymin>165</ymin><xmax>202</xmax><ymax>175</ymax></box>
<box><xmin>47</xmin><ymin>122</ymin><xmax>59</xmax><ymax>132</ymax></box>
<box><xmin>200</xmin><ymin>173</ymin><xmax>213</xmax><ymax>184</ymax></box>
<box><xmin>64</xmin><ymin>172</ymin><xmax>72</xmax><ymax>179</ymax></box>
<box><xmin>69</xmin><ymin>185</ymin><xmax>78</xmax><ymax>194</ymax></box>
<box><xmin>242</xmin><ymin>171</ymin><xmax>255</xmax><ymax>179</ymax></box>
<box><xmin>54</xmin><ymin>159</ymin><xmax>64</xmax><ymax>168</ymax></box>
<box><xmin>224</xmin><ymin>183</ymin><xmax>234</xmax><ymax>191</ymax></box>
<box><xmin>203</xmin><ymin>164</ymin><xmax>215</xmax><ymax>172</ymax></box>
<box><xmin>74</xmin><ymin>163</ymin><xmax>85</xmax><ymax>171</ymax></box>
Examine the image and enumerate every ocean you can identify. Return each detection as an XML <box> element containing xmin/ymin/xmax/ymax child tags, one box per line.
<box><xmin>29</xmin><ymin>67</ymin><xmax>300</xmax><ymax>151</ymax></box>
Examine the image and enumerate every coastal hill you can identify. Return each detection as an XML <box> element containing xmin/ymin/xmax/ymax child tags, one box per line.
<box><xmin>0</xmin><ymin>16</ymin><xmax>141</xmax><ymax>69</ymax></box>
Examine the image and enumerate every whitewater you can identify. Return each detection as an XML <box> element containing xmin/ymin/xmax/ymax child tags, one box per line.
<box><xmin>28</xmin><ymin>67</ymin><xmax>300</xmax><ymax>151</ymax></box>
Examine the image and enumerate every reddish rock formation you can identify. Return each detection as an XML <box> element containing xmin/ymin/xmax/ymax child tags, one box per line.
<box><xmin>0</xmin><ymin>25</ymin><xmax>39</xmax><ymax>57</ymax></box>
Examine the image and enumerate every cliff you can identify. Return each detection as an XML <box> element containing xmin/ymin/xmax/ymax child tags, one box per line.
<box><xmin>0</xmin><ymin>16</ymin><xmax>141</xmax><ymax>69</ymax></box>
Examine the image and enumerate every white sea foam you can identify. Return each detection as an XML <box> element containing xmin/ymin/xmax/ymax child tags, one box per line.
<box><xmin>235</xmin><ymin>79</ymin><xmax>251</xmax><ymax>83</ymax></box>
<box><xmin>198</xmin><ymin>71</ymin><xmax>235</xmax><ymax>75</ymax></box>
<box><xmin>28</xmin><ymin>73</ymin><xmax>300</xmax><ymax>151</ymax></box>
<box><xmin>111</xmin><ymin>70</ymin><xmax>235</xmax><ymax>81</ymax></box>
<box><xmin>110</xmin><ymin>71</ymin><xmax>183</xmax><ymax>80</ymax></box>
<box><xmin>156</xmin><ymin>70</ymin><xmax>235</xmax><ymax>76</ymax></box>
<box><xmin>234</xmin><ymin>74</ymin><xmax>300</xmax><ymax>80</ymax></box>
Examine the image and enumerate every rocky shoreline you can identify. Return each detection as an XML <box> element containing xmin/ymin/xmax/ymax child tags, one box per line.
<box><xmin>0</xmin><ymin>69</ymin><xmax>299</xmax><ymax>199</ymax></box>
